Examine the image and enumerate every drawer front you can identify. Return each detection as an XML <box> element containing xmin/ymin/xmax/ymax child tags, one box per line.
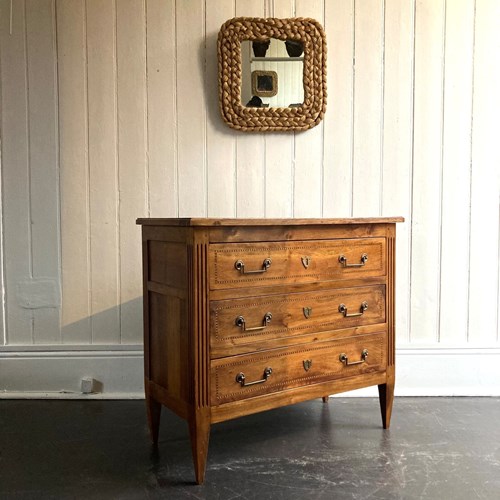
<box><xmin>210</xmin><ymin>285</ymin><xmax>386</xmax><ymax>353</ymax></box>
<box><xmin>209</xmin><ymin>238</ymin><xmax>386</xmax><ymax>290</ymax></box>
<box><xmin>211</xmin><ymin>332</ymin><xmax>386</xmax><ymax>405</ymax></box>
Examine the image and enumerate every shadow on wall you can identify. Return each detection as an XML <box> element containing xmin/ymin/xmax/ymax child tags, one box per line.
<box><xmin>0</xmin><ymin>298</ymin><xmax>145</xmax><ymax>396</ymax></box>
<box><xmin>60</xmin><ymin>297</ymin><xmax>144</xmax><ymax>346</ymax></box>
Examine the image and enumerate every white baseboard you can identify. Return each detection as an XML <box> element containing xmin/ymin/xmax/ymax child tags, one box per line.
<box><xmin>335</xmin><ymin>346</ymin><xmax>500</xmax><ymax>397</ymax></box>
<box><xmin>0</xmin><ymin>347</ymin><xmax>144</xmax><ymax>399</ymax></box>
<box><xmin>1</xmin><ymin>346</ymin><xmax>499</xmax><ymax>399</ymax></box>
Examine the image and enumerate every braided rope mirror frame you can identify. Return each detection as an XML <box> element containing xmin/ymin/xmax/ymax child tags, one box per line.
<box><xmin>217</xmin><ymin>17</ymin><xmax>327</xmax><ymax>132</ymax></box>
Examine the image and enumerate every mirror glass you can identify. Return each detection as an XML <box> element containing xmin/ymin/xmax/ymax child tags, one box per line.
<box><xmin>241</xmin><ymin>39</ymin><xmax>304</xmax><ymax>108</ymax></box>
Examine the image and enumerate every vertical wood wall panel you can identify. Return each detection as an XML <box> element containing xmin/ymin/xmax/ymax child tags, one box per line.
<box><xmin>235</xmin><ymin>0</ymin><xmax>265</xmax><ymax>218</ymax></box>
<box><xmin>468</xmin><ymin>0</ymin><xmax>500</xmax><ymax>343</ymax></box>
<box><xmin>116</xmin><ymin>0</ymin><xmax>147</xmax><ymax>344</ymax></box>
<box><xmin>439</xmin><ymin>0</ymin><xmax>475</xmax><ymax>343</ymax></box>
<box><xmin>0</xmin><ymin>0</ymin><xmax>34</xmax><ymax>344</ymax></box>
<box><xmin>57</xmin><ymin>0</ymin><xmax>91</xmax><ymax>344</ymax></box>
<box><xmin>263</xmin><ymin>0</ymin><xmax>294</xmax><ymax>218</ymax></box>
<box><xmin>206</xmin><ymin>0</ymin><xmax>236</xmax><ymax>218</ymax></box>
<box><xmin>293</xmin><ymin>0</ymin><xmax>324</xmax><ymax>217</ymax></box>
<box><xmin>352</xmin><ymin>0</ymin><xmax>384</xmax><ymax>217</ymax></box>
<box><xmin>382</xmin><ymin>0</ymin><xmax>414</xmax><ymax>343</ymax></box>
<box><xmin>25</xmin><ymin>0</ymin><xmax>61</xmax><ymax>343</ymax></box>
<box><xmin>86</xmin><ymin>0</ymin><xmax>120</xmax><ymax>344</ymax></box>
<box><xmin>323</xmin><ymin>0</ymin><xmax>354</xmax><ymax>218</ymax></box>
<box><xmin>410</xmin><ymin>0</ymin><xmax>445</xmax><ymax>343</ymax></box>
<box><xmin>0</xmin><ymin>161</ymin><xmax>4</xmax><ymax>344</ymax></box>
<box><xmin>176</xmin><ymin>0</ymin><xmax>207</xmax><ymax>217</ymax></box>
<box><xmin>264</xmin><ymin>135</ymin><xmax>294</xmax><ymax>218</ymax></box>
<box><xmin>0</xmin><ymin>0</ymin><xmax>499</xmax><ymax>356</ymax></box>
<box><xmin>146</xmin><ymin>0</ymin><xmax>178</xmax><ymax>218</ymax></box>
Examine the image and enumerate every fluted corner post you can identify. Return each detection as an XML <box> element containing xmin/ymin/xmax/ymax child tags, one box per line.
<box><xmin>378</xmin><ymin>225</ymin><xmax>396</xmax><ymax>429</ymax></box>
<box><xmin>188</xmin><ymin>230</ymin><xmax>211</xmax><ymax>484</ymax></box>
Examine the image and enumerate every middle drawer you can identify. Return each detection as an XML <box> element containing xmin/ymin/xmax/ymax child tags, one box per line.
<box><xmin>210</xmin><ymin>285</ymin><xmax>386</xmax><ymax>356</ymax></box>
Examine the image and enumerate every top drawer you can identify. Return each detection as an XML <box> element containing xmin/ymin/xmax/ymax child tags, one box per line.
<box><xmin>209</xmin><ymin>238</ymin><xmax>386</xmax><ymax>290</ymax></box>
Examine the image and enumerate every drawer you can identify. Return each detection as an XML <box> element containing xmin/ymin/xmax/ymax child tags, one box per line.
<box><xmin>209</xmin><ymin>238</ymin><xmax>386</xmax><ymax>290</ymax></box>
<box><xmin>210</xmin><ymin>285</ymin><xmax>386</xmax><ymax>354</ymax></box>
<box><xmin>211</xmin><ymin>332</ymin><xmax>387</xmax><ymax>405</ymax></box>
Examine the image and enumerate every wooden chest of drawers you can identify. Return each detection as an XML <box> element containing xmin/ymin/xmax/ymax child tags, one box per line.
<box><xmin>137</xmin><ymin>217</ymin><xmax>403</xmax><ymax>484</ymax></box>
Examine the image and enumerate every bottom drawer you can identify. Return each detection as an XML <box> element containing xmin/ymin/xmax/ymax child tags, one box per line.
<box><xmin>211</xmin><ymin>332</ymin><xmax>387</xmax><ymax>405</ymax></box>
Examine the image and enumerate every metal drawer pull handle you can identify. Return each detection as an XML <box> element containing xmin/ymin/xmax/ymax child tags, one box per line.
<box><xmin>338</xmin><ymin>253</ymin><xmax>368</xmax><ymax>267</ymax></box>
<box><xmin>338</xmin><ymin>301</ymin><xmax>368</xmax><ymax>317</ymax></box>
<box><xmin>235</xmin><ymin>258</ymin><xmax>272</xmax><ymax>274</ymax></box>
<box><xmin>235</xmin><ymin>312</ymin><xmax>272</xmax><ymax>332</ymax></box>
<box><xmin>339</xmin><ymin>349</ymin><xmax>369</xmax><ymax>366</ymax></box>
<box><xmin>236</xmin><ymin>367</ymin><xmax>273</xmax><ymax>387</ymax></box>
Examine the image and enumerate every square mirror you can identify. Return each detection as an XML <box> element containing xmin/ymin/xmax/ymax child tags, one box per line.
<box><xmin>218</xmin><ymin>17</ymin><xmax>327</xmax><ymax>132</ymax></box>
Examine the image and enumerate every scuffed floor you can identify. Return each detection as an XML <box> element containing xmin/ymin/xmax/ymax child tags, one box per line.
<box><xmin>0</xmin><ymin>398</ymin><xmax>499</xmax><ymax>499</ymax></box>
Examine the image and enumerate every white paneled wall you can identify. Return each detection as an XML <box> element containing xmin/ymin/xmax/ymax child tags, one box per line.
<box><xmin>0</xmin><ymin>0</ymin><xmax>499</xmax><ymax>396</ymax></box>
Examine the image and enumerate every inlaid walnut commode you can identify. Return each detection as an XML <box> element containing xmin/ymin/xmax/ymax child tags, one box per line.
<box><xmin>136</xmin><ymin>217</ymin><xmax>403</xmax><ymax>484</ymax></box>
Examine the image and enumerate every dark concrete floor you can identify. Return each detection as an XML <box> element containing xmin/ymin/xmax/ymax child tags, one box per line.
<box><xmin>0</xmin><ymin>398</ymin><xmax>499</xmax><ymax>499</ymax></box>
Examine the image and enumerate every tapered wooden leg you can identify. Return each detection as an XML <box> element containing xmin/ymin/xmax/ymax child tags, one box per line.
<box><xmin>322</xmin><ymin>396</ymin><xmax>329</xmax><ymax>403</ymax></box>
<box><xmin>378</xmin><ymin>370</ymin><xmax>395</xmax><ymax>429</ymax></box>
<box><xmin>146</xmin><ymin>392</ymin><xmax>162</xmax><ymax>445</ymax></box>
<box><xmin>188</xmin><ymin>410</ymin><xmax>211</xmax><ymax>485</ymax></box>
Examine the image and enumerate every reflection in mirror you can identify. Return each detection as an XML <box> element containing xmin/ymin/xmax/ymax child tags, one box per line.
<box><xmin>253</xmin><ymin>72</ymin><xmax>276</xmax><ymax>94</ymax></box>
<box><xmin>241</xmin><ymin>39</ymin><xmax>304</xmax><ymax>108</ymax></box>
